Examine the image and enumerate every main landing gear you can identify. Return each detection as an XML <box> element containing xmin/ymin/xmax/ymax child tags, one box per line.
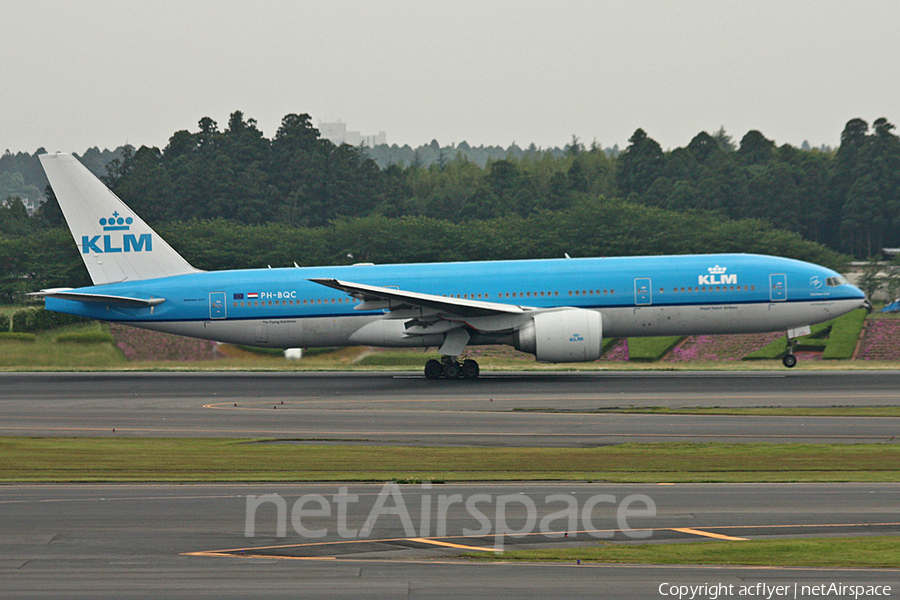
<box><xmin>782</xmin><ymin>339</ymin><xmax>798</xmax><ymax>368</ymax></box>
<box><xmin>424</xmin><ymin>356</ymin><xmax>480</xmax><ymax>380</ymax></box>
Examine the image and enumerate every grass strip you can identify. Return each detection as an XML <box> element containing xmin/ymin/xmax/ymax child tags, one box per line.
<box><xmin>2</xmin><ymin>438</ymin><xmax>899</xmax><ymax>483</ymax></box>
<box><xmin>626</xmin><ymin>337</ymin><xmax>683</xmax><ymax>362</ymax></box>
<box><xmin>744</xmin><ymin>309</ymin><xmax>867</xmax><ymax>361</ymax></box>
<box><xmin>465</xmin><ymin>536</ymin><xmax>900</xmax><ymax>568</ymax></box>
<box><xmin>515</xmin><ymin>406</ymin><xmax>900</xmax><ymax>417</ymax></box>
<box><xmin>823</xmin><ymin>308</ymin><xmax>868</xmax><ymax>359</ymax></box>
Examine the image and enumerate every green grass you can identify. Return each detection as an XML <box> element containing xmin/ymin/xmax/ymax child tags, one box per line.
<box><xmin>0</xmin><ymin>322</ymin><xmax>125</xmax><ymax>369</ymax></box>
<box><xmin>2</xmin><ymin>438</ymin><xmax>899</xmax><ymax>482</ymax></box>
<box><xmin>823</xmin><ymin>308</ymin><xmax>868</xmax><ymax>359</ymax></box>
<box><xmin>356</xmin><ymin>352</ymin><xmax>438</xmax><ymax>366</ymax></box>
<box><xmin>626</xmin><ymin>336</ymin><xmax>683</xmax><ymax>362</ymax></box>
<box><xmin>744</xmin><ymin>309</ymin><xmax>867</xmax><ymax>360</ymax></box>
<box><xmin>0</xmin><ymin>332</ymin><xmax>36</xmax><ymax>342</ymax></box>
<box><xmin>54</xmin><ymin>331</ymin><xmax>116</xmax><ymax>344</ymax></box>
<box><xmin>466</xmin><ymin>536</ymin><xmax>900</xmax><ymax>568</ymax></box>
<box><xmin>515</xmin><ymin>406</ymin><xmax>900</xmax><ymax>417</ymax></box>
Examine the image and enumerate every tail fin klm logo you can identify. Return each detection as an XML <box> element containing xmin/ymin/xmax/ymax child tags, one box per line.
<box><xmin>82</xmin><ymin>212</ymin><xmax>152</xmax><ymax>254</ymax></box>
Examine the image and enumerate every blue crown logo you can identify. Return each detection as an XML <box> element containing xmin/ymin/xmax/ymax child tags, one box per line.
<box><xmin>100</xmin><ymin>211</ymin><xmax>133</xmax><ymax>231</ymax></box>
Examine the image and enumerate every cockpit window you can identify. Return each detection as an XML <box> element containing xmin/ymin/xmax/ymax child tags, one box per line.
<box><xmin>826</xmin><ymin>276</ymin><xmax>848</xmax><ymax>287</ymax></box>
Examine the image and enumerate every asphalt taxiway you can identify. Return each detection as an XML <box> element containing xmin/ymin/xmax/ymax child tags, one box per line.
<box><xmin>0</xmin><ymin>371</ymin><xmax>898</xmax><ymax>444</ymax></box>
<box><xmin>2</xmin><ymin>371</ymin><xmax>899</xmax><ymax>598</ymax></box>
<box><xmin>2</xmin><ymin>483</ymin><xmax>898</xmax><ymax>599</ymax></box>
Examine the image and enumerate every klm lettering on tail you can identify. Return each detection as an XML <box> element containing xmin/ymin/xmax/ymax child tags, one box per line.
<box><xmin>82</xmin><ymin>213</ymin><xmax>152</xmax><ymax>254</ymax></box>
<box><xmin>698</xmin><ymin>265</ymin><xmax>737</xmax><ymax>286</ymax></box>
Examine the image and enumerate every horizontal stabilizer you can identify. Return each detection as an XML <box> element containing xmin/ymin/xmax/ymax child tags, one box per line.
<box><xmin>30</xmin><ymin>289</ymin><xmax>166</xmax><ymax>308</ymax></box>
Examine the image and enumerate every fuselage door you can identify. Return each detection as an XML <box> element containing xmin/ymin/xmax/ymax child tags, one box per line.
<box><xmin>209</xmin><ymin>291</ymin><xmax>227</xmax><ymax>319</ymax></box>
<box><xmin>634</xmin><ymin>277</ymin><xmax>652</xmax><ymax>306</ymax></box>
<box><xmin>769</xmin><ymin>274</ymin><xmax>787</xmax><ymax>302</ymax></box>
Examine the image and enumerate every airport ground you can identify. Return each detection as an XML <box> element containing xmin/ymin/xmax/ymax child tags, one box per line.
<box><xmin>1</xmin><ymin>371</ymin><xmax>899</xmax><ymax>598</ymax></box>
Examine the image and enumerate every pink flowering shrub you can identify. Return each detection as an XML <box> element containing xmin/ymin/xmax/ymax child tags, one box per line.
<box><xmin>665</xmin><ymin>332</ymin><xmax>784</xmax><ymax>362</ymax></box>
<box><xmin>856</xmin><ymin>318</ymin><xmax>900</xmax><ymax>361</ymax></box>
<box><xmin>110</xmin><ymin>324</ymin><xmax>218</xmax><ymax>362</ymax></box>
<box><xmin>599</xmin><ymin>338</ymin><xmax>629</xmax><ymax>361</ymax></box>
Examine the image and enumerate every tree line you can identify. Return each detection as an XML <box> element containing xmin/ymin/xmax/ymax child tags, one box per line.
<box><xmin>0</xmin><ymin>111</ymin><xmax>895</xmax><ymax>301</ymax></box>
<box><xmin>11</xmin><ymin>111</ymin><xmax>898</xmax><ymax>256</ymax></box>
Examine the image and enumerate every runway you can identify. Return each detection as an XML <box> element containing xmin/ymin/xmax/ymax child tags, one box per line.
<box><xmin>2</xmin><ymin>482</ymin><xmax>897</xmax><ymax>599</ymax></box>
<box><xmin>0</xmin><ymin>371</ymin><xmax>899</xmax><ymax>444</ymax></box>
<box><xmin>2</xmin><ymin>371</ymin><xmax>899</xmax><ymax>598</ymax></box>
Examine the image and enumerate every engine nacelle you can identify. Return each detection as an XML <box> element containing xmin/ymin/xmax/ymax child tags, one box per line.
<box><xmin>514</xmin><ymin>309</ymin><xmax>603</xmax><ymax>363</ymax></box>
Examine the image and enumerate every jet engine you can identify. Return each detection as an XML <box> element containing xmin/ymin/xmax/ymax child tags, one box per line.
<box><xmin>514</xmin><ymin>308</ymin><xmax>603</xmax><ymax>362</ymax></box>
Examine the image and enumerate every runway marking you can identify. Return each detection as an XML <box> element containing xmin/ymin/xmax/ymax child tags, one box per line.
<box><xmin>0</xmin><ymin>425</ymin><xmax>895</xmax><ymax>441</ymax></box>
<box><xmin>182</xmin><ymin>550</ymin><xmax>336</xmax><ymax>561</ymax></box>
<box><xmin>202</xmin><ymin>392</ymin><xmax>900</xmax><ymax>410</ymax></box>
<box><xmin>184</xmin><ymin>522</ymin><xmax>900</xmax><ymax>562</ymax></box>
<box><xmin>0</xmin><ymin>494</ymin><xmax>242</xmax><ymax>505</ymax></box>
<box><xmin>407</xmin><ymin>537</ymin><xmax>500</xmax><ymax>552</ymax></box>
<box><xmin>671</xmin><ymin>527</ymin><xmax>748</xmax><ymax>541</ymax></box>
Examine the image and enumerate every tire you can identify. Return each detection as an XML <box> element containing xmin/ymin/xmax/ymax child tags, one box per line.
<box><xmin>462</xmin><ymin>359</ymin><xmax>480</xmax><ymax>379</ymax></box>
<box><xmin>782</xmin><ymin>354</ymin><xmax>798</xmax><ymax>368</ymax></box>
<box><xmin>424</xmin><ymin>359</ymin><xmax>443</xmax><ymax>380</ymax></box>
<box><xmin>443</xmin><ymin>362</ymin><xmax>461</xmax><ymax>379</ymax></box>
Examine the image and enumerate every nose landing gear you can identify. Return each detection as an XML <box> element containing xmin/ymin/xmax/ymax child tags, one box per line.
<box><xmin>782</xmin><ymin>338</ymin><xmax>798</xmax><ymax>368</ymax></box>
<box><xmin>424</xmin><ymin>356</ymin><xmax>480</xmax><ymax>380</ymax></box>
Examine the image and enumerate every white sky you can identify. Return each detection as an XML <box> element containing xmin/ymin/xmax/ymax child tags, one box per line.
<box><xmin>4</xmin><ymin>0</ymin><xmax>899</xmax><ymax>154</ymax></box>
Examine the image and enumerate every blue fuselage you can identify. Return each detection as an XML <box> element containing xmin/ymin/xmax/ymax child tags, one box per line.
<box><xmin>44</xmin><ymin>253</ymin><xmax>865</xmax><ymax>350</ymax></box>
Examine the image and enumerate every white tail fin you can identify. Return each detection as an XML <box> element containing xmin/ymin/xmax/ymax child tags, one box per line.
<box><xmin>39</xmin><ymin>153</ymin><xmax>199</xmax><ymax>285</ymax></box>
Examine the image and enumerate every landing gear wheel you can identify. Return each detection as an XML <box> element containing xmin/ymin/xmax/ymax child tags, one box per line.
<box><xmin>782</xmin><ymin>354</ymin><xmax>797</xmax><ymax>368</ymax></box>
<box><xmin>424</xmin><ymin>359</ymin><xmax>443</xmax><ymax>380</ymax></box>
<box><xmin>442</xmin><ymin>361</ymin><xmax>461</xmax><ymax>379</ymax></box>
<box><xmin>461</xmin><ymin>359</ymin><xmax>480</xmax><ymax>380</ymax></box>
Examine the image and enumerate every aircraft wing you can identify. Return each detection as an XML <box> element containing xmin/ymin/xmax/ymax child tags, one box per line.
<box><xmin>308</xmin><ymin>278</ymin><xmax>527</xmax><ymax>318</ymax></box>
<box><xmin>30</xmin><ymin>289</ymin><xmax>166</xmax><ymax>308</ymax></box>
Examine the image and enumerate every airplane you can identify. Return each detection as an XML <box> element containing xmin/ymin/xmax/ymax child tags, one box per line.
<box><xmin>32</xmin><ymin>152</ymin><xmax>870</xmax><ymax>379</ymax></box>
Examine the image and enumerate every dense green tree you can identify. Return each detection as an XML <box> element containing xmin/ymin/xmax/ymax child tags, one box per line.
<box><xmin>616</xmin><ymin>129</ymin><xmax>665</xmax><ymax>197</ymax></box>
<box><xmin>736</xmin><ymin>130</ymin><xmax>775</xmax><ymax>165</ymax></box>
<box><xmin>10</xmin><ymin>111</ymin><xmax>900</xmax><ymax>279</ymax></box>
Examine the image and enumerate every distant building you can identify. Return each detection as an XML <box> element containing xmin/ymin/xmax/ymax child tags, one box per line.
<box><xmin>22</xmin><ymin>196</ymin><xmax>42</xmax><ymax>216</ymax></box>
<box><xmin>318</xmin><ymin>121</ymin><xmax>386</xmax><ymax>147</ymax></box>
